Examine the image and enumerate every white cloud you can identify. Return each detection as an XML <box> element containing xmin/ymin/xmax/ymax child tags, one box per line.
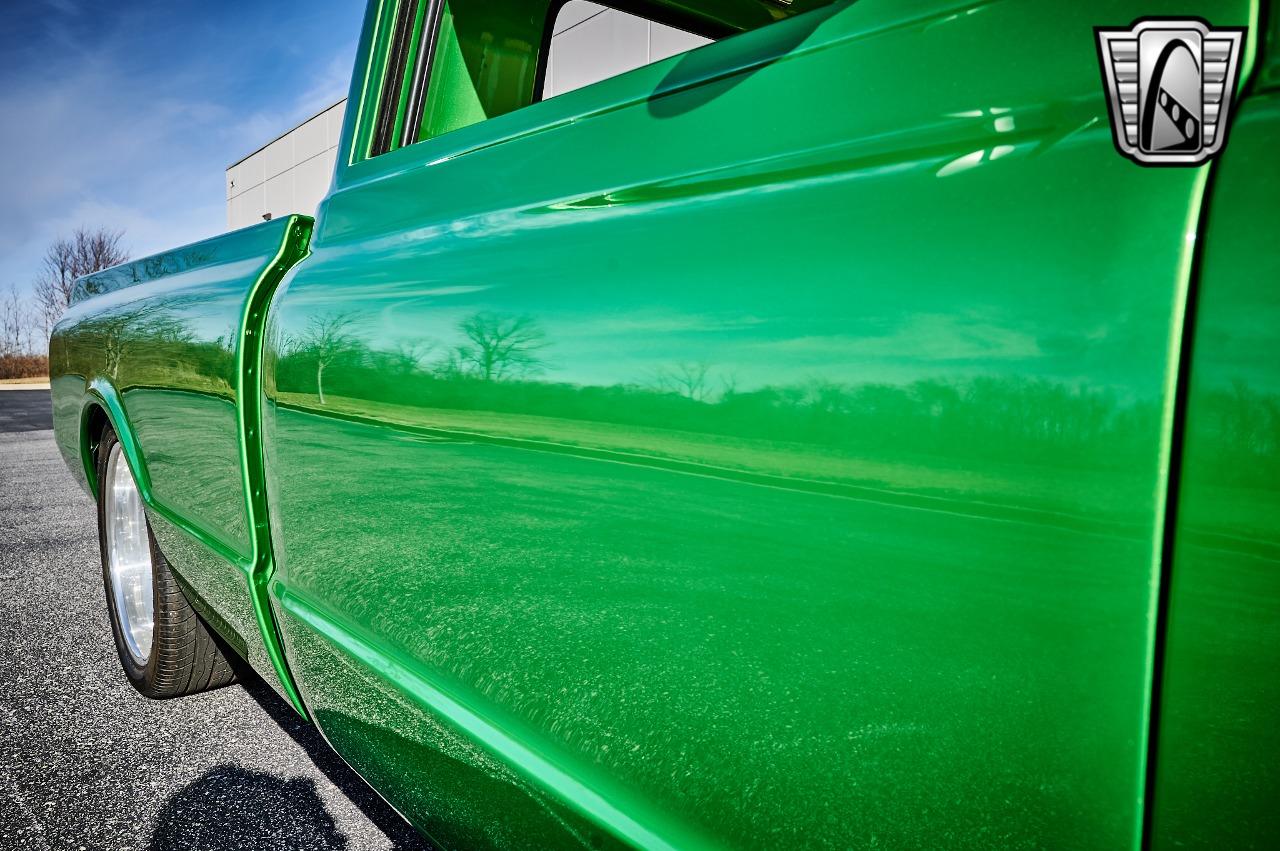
<box><xmin>0</xmin><ymin>2</ymin><xmax>359</xmax><ymax>297</ymax></box>
<box><xmin>226</xmin><ymin>47</ymin><xmax>354</xmax><ymax>164</ymax></box>
<box><xmin>751</xmin><ymin>313</ymin><xmax>1042</xmax><ymax>363</ymax></box>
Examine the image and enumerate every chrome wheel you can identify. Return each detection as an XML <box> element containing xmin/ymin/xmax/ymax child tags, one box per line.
<box><xmin>104</xmin><ymin>442</ymin><xmax>154</xmax><ymax>665</ymax></box>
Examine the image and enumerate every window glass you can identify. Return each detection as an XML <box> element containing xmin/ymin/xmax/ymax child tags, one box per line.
<box><xmin>413</xmin><ymin>0</ymin><xmax>544</xmax><ymax>145</ymax></box>
<box><xmin>543</xmin><ymin>1</ymin><xmax>714</xmax><ymax>99</ymax></box>
<box><xmin>418</xmin><ymin>2</ymin><xmax>488</xmax><ymax>141</ymax></box>
<box><xmin>358</xmin><ymin>0</ymin><xmax>836</xmax><ymax>160</ymax></box>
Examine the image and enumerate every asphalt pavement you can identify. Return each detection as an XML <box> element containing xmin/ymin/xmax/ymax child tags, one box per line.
<box><xmin>0</xmin><ymin>388</ymin><xmax>433</xmax><ymax>851</ymax></box>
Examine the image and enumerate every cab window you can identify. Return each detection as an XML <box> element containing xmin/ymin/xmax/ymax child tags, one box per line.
<box><xmin>357</xmin><ymin>0</ymin><xmax>834</xmax><ymax>161</ymax></box>
<box><xmin>542</xmin><ymin>1</ymin><xmax>713</xmax><ymax>99</ymax></box>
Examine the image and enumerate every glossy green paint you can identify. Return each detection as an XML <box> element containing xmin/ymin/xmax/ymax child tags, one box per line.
<box><xmin>253</xmin><ymin>0</ymin><xmax>1260</xmax><ymax>847</ymax></box>
<box><xmin>45</xmin><ymin>0</ymin><xmax>1277</xmax><ymax>847</ymax></box>
<box><xmin>1260</xmin><ymin>0</ymin><xmax>1280</xmax><ymax>89</ymax></box>
<box><xmin>49</xmin><ymin>216</ymin><xmax>313</xmax><ymax>713</ymax></box>
<box><xmin>1149</xmin><ymin>91</ymin><xmax>1280</xmax><ymax>851</ymax></box>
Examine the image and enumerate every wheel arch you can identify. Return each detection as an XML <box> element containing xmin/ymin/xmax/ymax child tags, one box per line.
<box><xmin>79</xmin><ymin>378</ymin><xmax>152</xmax><ymax>506</ymax></box>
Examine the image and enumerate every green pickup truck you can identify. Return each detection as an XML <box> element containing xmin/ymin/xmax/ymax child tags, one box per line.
<box><xmin>47</xmin><ymin>0</ymin><xmax>1278</xmax><ymax>847</ymax></box>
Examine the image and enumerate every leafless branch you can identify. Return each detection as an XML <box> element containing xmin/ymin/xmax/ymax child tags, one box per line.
<box><xmin>653</xmin><ymin>361</ymin><xmax>712</xmax><ymax>401</ymax></box>
<box><xmin>294</xmin><ymin>311</ymin><xmax>362</xmax><ymax>404</ymax></box>
<box><xmin>32</xmin><ymin>227</ymin><xmax>128</xmax><ymax>332</ymax></box>
<box><xmin>1</xmin><ymin>285</ymin><xmax>37</xmax><ymax>357</ymax></box>
<box><xmin>453</xmin><ymin>312</ymin><xmax>548</xmax><ymax>381</ymax></box>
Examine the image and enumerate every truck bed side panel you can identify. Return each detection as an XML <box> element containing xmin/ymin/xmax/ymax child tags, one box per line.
<box><xmin>49</xmin><ymin>217</ymin><xmax>307</xmax><ymax>700</ymax></box>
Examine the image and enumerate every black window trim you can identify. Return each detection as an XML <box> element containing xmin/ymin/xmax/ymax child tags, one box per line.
<box><xmin>370</xmin><ymin>0</ymin><xmax>424</xmax><ymax>157</ymax></box>
<box><xmin>400</xmin><ymin>0</ymin><xmax>445</xmax><ymax>149</ymax></box>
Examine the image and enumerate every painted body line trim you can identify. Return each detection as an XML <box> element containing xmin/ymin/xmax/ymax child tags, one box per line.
<box><xmin>236</xmin><ymin>214</ymin><xmax>315</xmax><ymax>717</ymax></box>
<box><xmin>275</xmin><ymin>583</ymin><xmax>720</xmax><ymax>851</ymax></box>
<box><xmin>275</xmin><ymin>401</ymin><xmax>1147</xmax><ymax>539</ymax></box>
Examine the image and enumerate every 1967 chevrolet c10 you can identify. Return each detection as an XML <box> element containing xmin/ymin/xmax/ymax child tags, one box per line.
<box><xmin>46</xmin><ymin>0</ymin><xmax>1278</xmax><ymax>847</ymax></box>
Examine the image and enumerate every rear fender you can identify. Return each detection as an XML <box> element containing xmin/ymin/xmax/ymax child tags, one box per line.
<box><xmin>79</xmin><ymin>377</ymin><xmax>147</xmax><ymax>504</ymax></box>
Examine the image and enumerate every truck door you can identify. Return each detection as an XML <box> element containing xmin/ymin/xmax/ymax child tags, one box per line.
<box><xmin>261</xmin><ymin>0</ymin><xmax>1258</xmax><ymax>846</ymax></box>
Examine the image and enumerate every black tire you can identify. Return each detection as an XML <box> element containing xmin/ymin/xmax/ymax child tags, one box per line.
<box><xmin>95</xmin><ymin>426</ymin><xmax>237</xmax><ymax>698</ymax></box>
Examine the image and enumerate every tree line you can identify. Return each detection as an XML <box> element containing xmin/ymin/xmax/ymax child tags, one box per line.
<box><xmin>24</xmin><ymin>243</ymin><xmax>1280</xmax><ymax>486</ymax></box>
<box><xmin>265</xmin><ymin>311</ymin><xmax>1170</xmax><ymax>472</ymax></box>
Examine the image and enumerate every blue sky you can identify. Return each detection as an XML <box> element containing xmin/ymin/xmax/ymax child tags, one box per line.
<box><xmin>0</xmin><ymin>0</ymin><xmax>363</xmax><ymax>298</ymax></box>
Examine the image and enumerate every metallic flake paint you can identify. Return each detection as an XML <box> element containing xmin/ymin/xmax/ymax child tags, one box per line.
<box><xmin>45</xmin><ymin>0</ymin><xmax>1275</xmax><ymax>847</ymax></box>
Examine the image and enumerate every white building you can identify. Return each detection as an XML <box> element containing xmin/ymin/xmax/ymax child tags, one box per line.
<box><xmin>543</xmin><ymin>1</ymin><xmax>710</xmax><ymax>100</ymax></box>
<box><xmin>225</xmin><ymin>100</ymin><xmax>346</xmax><ymax>231</ymax></box>
<box><xmin>225</xmin><ymin>1</ymin><xmax>708</xmax><ymax>231</ymax></box>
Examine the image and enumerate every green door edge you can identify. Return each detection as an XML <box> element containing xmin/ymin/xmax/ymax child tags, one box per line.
<box><xmin>1137</xmin><ymin>161</ymin><xmax>1211</xmax><ymax>849</ymax></box>
<box><xmin>239</xmin><ymin>214</ymin><xmax>315</xmax><ymax>717</ymax></box>
<box><xmin>1140</xmin><ymin>4</ymin><xmax>1271</xmax><ymax>845</ymax></box>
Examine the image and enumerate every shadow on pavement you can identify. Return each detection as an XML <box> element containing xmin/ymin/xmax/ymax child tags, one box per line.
<box><xmin>231</xmin><ymin>668</ymin><xmax>436</xmax><ymax>850</ymax></box>
<box><xmin>149</xmin><ymin>765</ymin><xmax>347</xmax><ymax>851</ymax></box>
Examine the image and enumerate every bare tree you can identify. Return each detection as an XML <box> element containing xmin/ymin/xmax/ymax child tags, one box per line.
<box><xmin>33</xmin><ymin>227</ymin><xmax>128</xmax><ymax>332</ymax></box>
<box><xmin>453</xmin><ymin>312</ymin><xmax>548</xmax><ymax>381</ymax></box>
<box><xmin>1</xmin><ymin>285</ymin><xmax>36</xmax><ymax>357</ymax></box>
<box><xmin>54</xmin><ymin>300</ymin><xmax>193</xmax><ymax>381</ymax></box>
<box><xmin>654</xmin><ymin>361</ymin><xmax>712</xmax><ymax>401</ymax></box>
<box><xmin>292</xmin><ymin>312</ymin><xmax>361</xmax><ymax>404</ymax></box>
<box><xmin>215</xmin><ymin>322</ymin><xmax>239</xmax><ymax>354</ymax></box>
<box><xmin>720</xmin><ymin>370</ymin><xmax>739</xmax><ymax>398</ymax></box>
<box><xmin>388</xmin><ymin>340</ymin><xmax>436</xmax><ymax>376</ymax></box>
